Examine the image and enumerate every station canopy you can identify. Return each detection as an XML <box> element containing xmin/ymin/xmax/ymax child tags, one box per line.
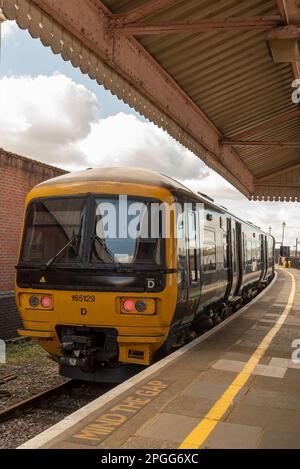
<box><xmin>2</xmin><ymin>0</ymin><xmax>300</xmax><ymax>201</ymax></box>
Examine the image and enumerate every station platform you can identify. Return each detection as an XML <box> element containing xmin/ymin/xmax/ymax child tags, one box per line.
<box><xmin>20</xmin><ymin>268</ymin><xmax>300</xmax><ymax>449</ymax></box>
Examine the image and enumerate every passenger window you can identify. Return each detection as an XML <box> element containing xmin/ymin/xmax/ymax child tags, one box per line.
<box><xmin>203</xmin><ymin>228</ymin><xmax>216</xmax><ymax>271</ymax></box>
<box><xmin>247</xmin><ymin>239</ymin><xmax>252</xmax><ymax>262</ymax></box>
<box><xmin>187</xmin><ymin>211</ymin><xmax>198</xmax><ymax>282</ymax></box>
<box><xmin>256</xmin><ymin>240</ymin><xmax>261</xmax><ymax>261</ymax></box>
<box><xmin>268</xmin><ymin>241</ymin><xmax>273</xmax><ymax>263</ymax></box>
<box><xmin>176</xmin><ymin>211</ymin><xmax>186</xmax><ymax>272</ymax></box>
<box><xmin>177</xmin><ymin>211</ymin><xmax>185</xmax><ymax>240</ymax></box>
<box><xmin>223</xmin><ymin>232</ymin><xmax>229</xmax><ymax>268</ymax></box>
<box><xmin>243</xmin><ymin>234</ymin><xmax>246</xmax><ymax>267</ymax></box>
<box><xmin>232</xmin><ymin>228</ymin><xmax>236</xmax><ymax>273</ymax></box>
<box><xmin>176</xmin><ymin>206</ymin><xmax>188</xmax><ymax>289</ymax></box>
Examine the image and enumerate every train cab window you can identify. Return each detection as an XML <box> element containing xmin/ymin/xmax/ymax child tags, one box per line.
<box><xmin>203</xmin><ymin>228</ymin><xmax>216</xmax><ymax>271</ymax></box>
<box><xmin>91</xmin><ymin>197</ymin><xmax>163</xmax><ymax>266</ymax></box>
<box><xmin>187</xmin><ymin>211</ymin><xmax>199</xmax><ymax>282</ymax></box>
<box><xmin>21</xmin><ymin>197</ymin><xmax>86</xmax><ymax>265</ymax></box>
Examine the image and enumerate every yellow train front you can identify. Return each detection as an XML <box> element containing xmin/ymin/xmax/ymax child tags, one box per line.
<box><xmin>15</xmin><ymin>167</ymin><xmax>275</xmax><ymax>382</ymax></box>
<box><xmin>15</xmin><ymin>168</ymin><xmax>181</xmax><ymax>381</ymax></box>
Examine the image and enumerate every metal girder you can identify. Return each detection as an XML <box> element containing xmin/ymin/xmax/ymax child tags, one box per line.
<box><xmin>110</xmin><ymin>16</ymin><xmax>300</xmax><ymax>36</ymax></box>
<box><xmin>21</xmin><ymin>0</ymin><xmax>253</xmax><ymax>195</ymax></box>
<box><xmin>116</xmin><ymin>0</ymin><xmax>178</xmax><ymax>24</ymax></box>
<box><xmin>222</xmin><ymin>140</ymin><xmax>300</xmax><ymax>147</ymax></box>
<box><xmin>268</xmin><ymin>24</ymin><xmax>300</xmax><ymax>38</ymax></box>
<box><xmin>277</xmin><ymin>0</ymin><xmax>299</xmax><ymax>23</ymax></box>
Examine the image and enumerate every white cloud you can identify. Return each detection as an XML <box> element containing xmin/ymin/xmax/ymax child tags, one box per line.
<box><xmin>79</xmin><ymin>113</ymin><xmax>209</xmax><ymax>181</ymax></box>
<box><xmin>1</xmin><ymin>20</ymin><xmax>17</xmax><ymax>38</ymax></box>
<box><xmin>185</xmin><ymin>172</ymin><xmax>243</xmax><ymax>203</ymax></box>
<box><xmin>0</xmin><ymin>74</ymin><xmax>100</xmax><ymax>168</ymax></box>
<box><xmin>0</xmin><ymin>73</ymin><xmax>299</xmax><ymax>246</ymax></box>
<box><xmin>183</xmin><ymin>174</ymin><xmax>297</xmax><ymax>246</ymax></box>
<box><xmin>226</xmin><ymin>200</ymin><xmax>298</xmax><ymax>248</ymax></box>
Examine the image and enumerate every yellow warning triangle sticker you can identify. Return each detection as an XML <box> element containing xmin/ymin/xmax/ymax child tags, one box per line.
<box><xmin>39</xmin><ymin>276</ymin><xmax>46</xmax><ymax>283</ymax></box>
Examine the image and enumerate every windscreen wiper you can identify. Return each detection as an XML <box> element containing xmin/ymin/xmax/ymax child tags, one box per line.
<box><xmin>45</xmin><ymin>212</ymin><xmax>85</xmax><ymax>269</ymax></box>
<box><xmin>45</xmin><ymin>232</ymin><xmax>81</xmax><ymax>269</ymax></box>
<box><xmin>92</xmin><ymin>234</ymin><xmax>128</xmax><ymax>271</ymax></box>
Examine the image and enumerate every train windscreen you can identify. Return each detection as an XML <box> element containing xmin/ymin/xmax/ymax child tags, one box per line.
<box><xmin>20</xmin><ymin>197</ymin><xmax>86</xmax><ymax>265</ymax></box>
<box><xmin>91</xmin><ymin>197</ymin><xmax>163</xmax><ymax>266</ymax></box>
<box><xmin>20</xmin><ymin>196</ymin><xmax>164</xmax><ymax>268</ymax></box>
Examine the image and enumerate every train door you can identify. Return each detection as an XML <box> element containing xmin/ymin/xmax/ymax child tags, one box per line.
<box><xmin>260</xmin><ymin>234</ymin><xmax>267</xmax><ymax>281</ymax></box>
<box><xmin>271</xmin><ymin>237</ymin><xmax>275</xmax><ymax>276</ymax></box>
<box><xmin>266</xmin><ymin>236</ymin><xmax>274</xmax><ymax>277</ymax></box>
<box><xmin>229</xmin><ymin>219</ymin><xmax>238</xmax><ymax>297</ymax></box>
<box><xmin>173</xmin><ymin>208</ymin><xmax>189</xmax><ymax>326</ymax></box>
<box><xmin>222</xmin><ymin>217</ymin><xmax>231</xmax><ymax>299</ymax></box>
<box><xmin>229</xmin><ymin>220</ymin><xmax>242</xmax><ymax>297</ymax></box>
<box><xmin>236</xmin><ymin>223</ymin><xmax>243</xmax><ymax>294</ymax></box>
<box><xmin>264</xmin><ymin>235</ymin><xmax>268</xmax><ymax>279</ymax></box>
<box><xmin>184</xmin><ymin>208</ymin><xmax>201</xmax><ymax>323</ymax></box>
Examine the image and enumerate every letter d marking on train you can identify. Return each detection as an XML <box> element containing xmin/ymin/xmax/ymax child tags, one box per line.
<box><xmin>147</xmin><ymin>279</ymin><xmax>155</xmax><ymax>290</ymax></box>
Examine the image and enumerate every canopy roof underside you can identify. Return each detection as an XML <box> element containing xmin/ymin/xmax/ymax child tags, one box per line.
<box><xmin>3</xmin><ymin>0</ymin><xmax>300</xmax><ymax>201</ymax></box>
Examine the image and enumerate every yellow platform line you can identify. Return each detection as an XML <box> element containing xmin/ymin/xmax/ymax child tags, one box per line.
<box><xmin>179</xmin><ymin>270</ymin><xmax>295</xmax><ymax>449</ymax></box>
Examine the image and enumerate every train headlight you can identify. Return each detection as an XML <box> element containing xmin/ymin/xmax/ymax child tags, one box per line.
<box><xmin>135</xmin><ymin>300</ymin><xmax>147</xmax><ymax>313</ymax></box>
<box><xmin>29</xmin><ymin>295</ymin><xmax>40</xmax><ymax>308</ymax></box>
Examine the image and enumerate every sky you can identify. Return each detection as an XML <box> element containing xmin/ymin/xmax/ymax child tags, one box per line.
<box><xmin>1</xmin><ymin>20</ymin><xmax>299</xmax><ymax>247</ymax></box>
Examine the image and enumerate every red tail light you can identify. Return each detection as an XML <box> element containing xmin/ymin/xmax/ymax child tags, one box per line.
<box><xmin>123</xmin><ymin>299</ymin><xmax>135</xmax><ymax>312</ymax></box>
<box><xmin>41</xmin><ymin>296</ymin><xmax>52</xmax><ymax>309</ymax></box>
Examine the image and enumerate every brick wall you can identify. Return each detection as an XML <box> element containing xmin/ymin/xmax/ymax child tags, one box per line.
<box><xmin>0</xmin><ymin>148</ymin><xmax>67</xmax><ymax>339</ymax></box>
<box><xmin>0</xmin><ymin>293</ymin><xmax>22</xmax><ymax>340</ymax></box>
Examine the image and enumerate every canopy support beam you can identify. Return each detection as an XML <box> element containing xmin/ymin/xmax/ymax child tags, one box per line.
<box><xmin>222</xmin><ymin>140</ymin><xmax>300</xmax><ymax>147</ymax></box>
<box><xmin>110</xmin><ymin>16</ymin><xmax>300</xmax><ymax>35</ymax></box>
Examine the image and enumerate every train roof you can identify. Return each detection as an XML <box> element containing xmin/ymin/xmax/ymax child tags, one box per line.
<box><xmin>38</xmin><ymin>166</ymin><xmax>226</xmax><ymax>211</ymax></box>
<box><xmin>38</xmin><ymin>166</ymin><xmax>190</xmax><ymax>192</ymax></box>
<box><xmin>37</xmin><ymin>166</ymin><xmax>273</xmax><ymax>238</ymax></box>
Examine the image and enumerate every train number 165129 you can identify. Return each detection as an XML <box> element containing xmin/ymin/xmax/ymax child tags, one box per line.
<box><xmin>71</xmin><ymin>294</ymin><xmax>95</xmax><ymax>303</ymax></box>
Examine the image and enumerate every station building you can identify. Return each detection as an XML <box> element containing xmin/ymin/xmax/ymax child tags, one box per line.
<box><xmin>0</xmin><ymin>148</ymin><xmax>65</xmax><ymax>340</ymax></box>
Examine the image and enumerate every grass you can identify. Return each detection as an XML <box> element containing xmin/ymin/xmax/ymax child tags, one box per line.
<box><xmin>0</xmin><ymin>339</ymin><xmax>49</xmax><ymax>368</ymax></box>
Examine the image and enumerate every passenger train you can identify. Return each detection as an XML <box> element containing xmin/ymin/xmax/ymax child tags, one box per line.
<box><xmin>15</xmin><ymin>168</ymin><xmax>275</xmax><ymax>381</ymax></box>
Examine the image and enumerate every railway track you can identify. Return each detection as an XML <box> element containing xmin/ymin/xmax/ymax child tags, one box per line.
<box><xmin>0</xmin><ymin>374</ymin><xmax>18</xmax><ymax>386</ymax></box>
<box><xmin>0</xmin><ymin>379</ymin><xmax>74</xmax><ymax>423</ymax></box>
<box><xmin>0</xmin><ymin>379</ymin><xmax>114</xmax><ymax>448</ymax></box>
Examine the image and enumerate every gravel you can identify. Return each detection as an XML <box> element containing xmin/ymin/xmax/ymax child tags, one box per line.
<box><xmin>0</xmin><ymin>339</ymin><xmax>114</xmax><ymax>448</ymax></box>
<box><xmin>0</xmin><ymin>339</ymin><xmax>66</xmax><ymax>412</ymax></box>
<box><xmin>0</xmin><ymin>380</ymin><xmax>113</xmax><ymax>449</ymax></box>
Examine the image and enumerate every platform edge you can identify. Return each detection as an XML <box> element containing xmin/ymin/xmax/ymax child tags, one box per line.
<box><xmin>18</xmin><ymin>271</ymin><xmax>278</xmax><ymax>449</ymax></box>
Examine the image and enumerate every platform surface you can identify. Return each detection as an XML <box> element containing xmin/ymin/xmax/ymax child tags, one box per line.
<box><xmin>21</xmin><ymin>268</ymin><xmax>300</xmax><ymax>449</ymax></box>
